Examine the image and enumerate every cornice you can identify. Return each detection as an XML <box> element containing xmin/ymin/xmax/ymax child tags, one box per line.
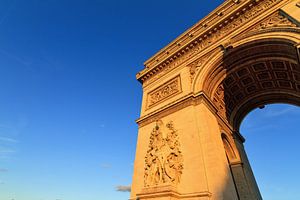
<box><xmin>136</xmin><ymin>93</ymin><xmax>211</xmax><ymax>127</ymax></box>
<box><xmin>136</xmin><ymin>0</ymin><xmax>285</xmax><ymax>84</ymax></box>
<box><xmin>141</xmin><ymin>0</ymin><xmax>240</xmax><ymax>69</ymax></box>
<box><xmin>232</xmin><ymin>27</ymin><xmax>300</xmax><ymax>45</ymax></box>
<box><xmin>136</xmin><ymin>92</ymin><xmax>233</xmax><ymax>129</ymax></box>
<box><xmin>136</xmin><ymin>185</ymin><xmax>211</xmax><ymax>199</ymax></box>
<box><xmin>231</xmin><ymin>10</ymin><xmax>300</xmax><ymax>43</ymax></box>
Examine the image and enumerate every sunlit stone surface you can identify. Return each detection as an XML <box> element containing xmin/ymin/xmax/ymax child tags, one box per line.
<box><xmin>131</xmin><ymin>0</ymin><xmax>300</xmax><ymax>199</ymax></box>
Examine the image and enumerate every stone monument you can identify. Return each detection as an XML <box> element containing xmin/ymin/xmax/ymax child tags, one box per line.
<box><xmin>131</xmin><ymin>0</ymin><xmax>300</xmax><ymax>199</ymax></box>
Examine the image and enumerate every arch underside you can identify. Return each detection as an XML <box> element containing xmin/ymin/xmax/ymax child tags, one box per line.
<box><xmin>204</xmin><ymin>38</ymin><xmax>300</xmax><ymax>130</ymax></box>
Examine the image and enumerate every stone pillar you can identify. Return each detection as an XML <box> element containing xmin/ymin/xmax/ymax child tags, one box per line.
<box><xmin>232</xmin><ymin>134</ymin><xmax>263</xmax><ymax>200</ymax></box>
<box><xmin>130</xmin><ymin>97</ymin><xmax>240</xmax><ymax>200</ymax></box>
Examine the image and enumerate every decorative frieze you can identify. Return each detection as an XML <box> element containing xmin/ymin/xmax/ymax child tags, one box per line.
<box><xmin>144</xmin><ymin>120</ymin><xmax>183</xmax><ymax>187</ymax></box>
<box><xmin>252</xmin><ymin>11</ymin><xmax>297</xmax><ymax>31</ymax></box>
<box><xmin>137</xmin><ymin>93</ymin><xmax>218</xmax><ymax>128</ymax></box>
<box><xmin>147</xmin><ymin>76</ymin><xmax>181</xmax><ymax>108</ymax></box>
<box><xmin>138</xmin><ymin>0</ymin><xmax>283</xmax><ymax>85</ymax></box>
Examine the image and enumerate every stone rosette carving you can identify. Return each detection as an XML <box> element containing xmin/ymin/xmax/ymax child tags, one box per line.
<box><xmin>144</xmin><ymin>120</ymin><xmax>183</xmax><ymax>187</ymax></box>
<box><xmin>147</xmin><ymin>76</ymin><xmax>181</xmax><ymax>108</ymax></box>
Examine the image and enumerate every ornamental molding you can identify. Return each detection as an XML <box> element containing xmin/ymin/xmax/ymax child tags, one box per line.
<box><xmin>251</xmin><ymin>11</ymin><xmax>297</xmax><ymax>31</ymax></box>
<box><xmin>138</xmin><ymin>92</ymin><xmax>236</xmax><ymax>141</ymax></box>
<box><xmin>137</xmin><ymin>0</ymin><xmax>284</xmax><ymax>85</ymax></box>
<box><xmin>144</xmin><ymin>120</ymin><xmax>183</xmax><ymax>187</ymax></box>
<box><xmin>136</xmin><ymin>185</ymin><xmax>212</xmax><ymax>200</ymax></box>
<box><xmin>231</xmin><ymin>27</ymin><xmax>300</xmax><ymax>47</ymax></box>
<box><xmin>147</xmin><ymin>76</ymin><xmax>182</xmax><ymax>109</ymax></box>
<box><xmin>137</xmin><ymin>186</ymin><xmax>212</xmax><ymax>200</ymax></box>
<box><xmin>230</xmin><ymin>11</ymin><xmax>300</xmax><ymax>45</ymax></box>
<box><xmin>188</xmin><ymin>56</ymin><xmax>206</xmax><ymax>84</ymax></box>
<box><xmin>138</xmin><ymin>93</ymin><xmax>218</xmax><ymax>128</ymax></box>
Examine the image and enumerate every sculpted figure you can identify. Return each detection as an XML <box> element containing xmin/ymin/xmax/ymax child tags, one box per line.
<box><xmin>144</xmin><ymin>120</ymin><xmax>183</xmax><ymax>187</ymax></box>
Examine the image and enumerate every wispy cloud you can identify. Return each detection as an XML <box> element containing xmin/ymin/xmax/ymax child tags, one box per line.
<box><xmin>0</xmin><ymin>136</ymin><xmax>18</xmax><ymax>143</ymax></box>
<box><xmin>0</xmin><ymin>149</ymin><xmax>15</xmax><ymax>154</ymax></box>
<box><xmin>263</xmin><ymin>184</ymin><xmax>285</xmax><ymax>192</ymax></box>
<box><xmin>0</xmin><ymin>48</ymin><xmax>32</xmax><ymax>67</ymax></box>
<box><xmin>0</xmin><ymin>147</ymin><xmax>16</xmax><ymax>161</ymax></box>
<box><xmin>0</xmin><ymin>168</ymin><xmax>8</xmax><ymax>172</ymax></box>
<box><xmin>265</xmin><ymin>107</ymin><xmax>295</xmax><ymax>117</ymax></box>
<box><xmin>0</xmin><ymin>145</ymin><xmax>17</xmax><ymax>161</ymax></box>
<box><xmin>115</xmin><ymin>185</ymin><xmax>131</xmax><ymax>192</ymax></box>
<box><xmin>100</xmin><ymin>163</ymin><xmax>111</xmax><ymax>169</ymax></box>
<box><xmin>0</xmin><ymin>118</ymin><xmax>28</xmax><ymax>161</ymax></box>
<box><xmin>243</xmin><ymin>124</ymin><xmax>278</xmax><ymax>134</ymax></box>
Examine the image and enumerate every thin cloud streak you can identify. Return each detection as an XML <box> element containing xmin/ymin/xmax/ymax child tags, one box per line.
<box><xmin>0</xmin><ymin>48</ymin><xmax>32</xmax><ymax>67</ymax></box>
<box><xmin>0</xmin><ymin>149</ymin><xmax>15</xmax><ymax>153</ymax></box>
<box><xmin>0</xmin><ymin>168</ymin><xmax>8</xmax><ymax>172</ymax></box>
<box><xmin>243</xmin><ymin>124</ymin><xmax>279</xmax><ymax>134</ymax></box>
<box><xmin>0</xmin><ymin>148</ymin><xmax>16</xmax><ymax>160</ymax></box>
<box><xmin>115</xmin><ymin>185</ymin><xmax>131</xmax><ymax>192</ymax></box>
<box><xmin>265</xmin><ymin>107</ymin><xmax>296</xmax><ymax>117</ymax></box>
<box><xmin>0</xmin><ymin>136</ymin><xmax>18</xmax><ymax>143</ymax></box>
<box><xmin>100</xmin><ymin>163</ymin><xmax>111</xmax><ymax>169</ymax></box>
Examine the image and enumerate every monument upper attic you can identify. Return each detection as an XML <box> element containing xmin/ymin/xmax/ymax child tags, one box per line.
<box><xmin>136</xmin><ymin>0</ymin><xmax>300</xmax><ymax>85</ymax></box>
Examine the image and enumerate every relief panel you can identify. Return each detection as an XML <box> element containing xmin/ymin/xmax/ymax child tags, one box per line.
<box><xmin>144</xmin><ymin>120</ymin><xmax>183</xmax><ymax>187</ymax></box>
<box><xmin>147</xmin><ymin>76</ymin><xmax>182</xmax><ymax>109</ymax></box>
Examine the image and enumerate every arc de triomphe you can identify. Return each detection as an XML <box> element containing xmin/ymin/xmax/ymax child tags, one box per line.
<box><xmin>130</xmin><ymin>0</ymin><xmax>300</xmax><ymax>199</ymax></box>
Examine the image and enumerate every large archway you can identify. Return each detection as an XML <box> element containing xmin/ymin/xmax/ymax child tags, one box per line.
<box><xmin>204</xmin><ymin>37</ymin><xmax>300</xmax><ymax>131</ymax></box>
<box><xmin>131</xmin><ymin>1</ymin><xmax>300</xmax><ymax>200</ymax></box>
<box><xmin>200</xmin><ymin>36</ymin><xmax>300</xmax><ymax>199</ymax></box>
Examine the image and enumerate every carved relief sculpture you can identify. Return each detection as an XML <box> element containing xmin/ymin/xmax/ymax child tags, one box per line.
<box><xmin>253</xmin><ymin>11</ymin><xmax>297</xmax><ymax>31</ymax></box>
<box><xmin>137</xmin><ymin>0</ymin><xmax>284</xmax><ymax>86</ymax></box>
<box><xmin>132</xmin><ymin>1</ymin><xmax>300</xmax><ymax>199</ymax></box>
<box><xmin>144</xmin><ymin>120</ymin><xmax>183</xmax><ymax>187</ymax></box>
<box><xmin>147</xmin><ymin>76</ymin><xmax>181</xmax><ymax>108</ymax></box>
<box><xmin>188</xmin><ymin>58</ymin><xmax>203</xmax><ymax>84</ymax></box>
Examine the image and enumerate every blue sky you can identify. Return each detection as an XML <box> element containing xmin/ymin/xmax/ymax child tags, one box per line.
<box><xmin>0</xmin><ymin>1</ymin><xmax>299</xmax><ymax>200</ymax></box>
<box><xmin>240</xmin><ymin>104</ymin><xmax>300</xmax><ymax>200</ymax></box>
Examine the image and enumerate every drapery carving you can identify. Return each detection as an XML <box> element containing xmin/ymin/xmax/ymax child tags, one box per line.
<box><xmin>144</xmin><ymin>120</ymin><xmax>183</xmax><ymax>187</ymax></box>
